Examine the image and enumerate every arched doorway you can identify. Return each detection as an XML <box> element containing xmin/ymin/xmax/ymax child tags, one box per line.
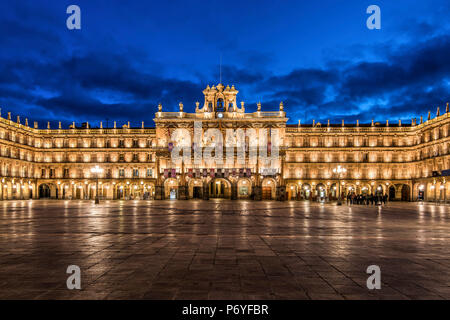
<box><xmin>262</xmin><ymin>178</ymin><xmax>276</xmax><ymax>200</ymax></box>
<box><xmin>389</xmin><ymin>185</ymin><xmax>396</xmax><ymax>201</ymax></box>
<box><xmin>302</xmin><ymin>183</ymin><xmax>311</xmax><ymax>200</ymax></box>
<box><xmin>164</xmin><ymin>178</ymin><xmax>179</xmax><ymax>200</ymax></box>
<box><xmin>237</xmin><ymin>178</ymin><xmax>252</xmax><ymax>199</ymax></box>
<box><xmin>401</xmin><ymin>185</ymin><xmax>410</xmax><ymax>201</ymax></box>
<box><xmin>39</xmin><ymin>184</ymin><xmax>50</xmax><ymax>199</ymax></box>
<box><xmin>116</xmin><ymin>185</ymin><xmax>126</xmax><ymax>200</ymax></box>
<box><xmin>316</xmin><ymin>183</ymin><xmax>326</xmax><ymax>202</ymax></box>
<box><xmin>189</xmin><ymin>179</ymin><xmax>203</xmax><ymax>199</ymax></box>
<box><xmin>210</xmin><ymin>178</ymin><xmax>231</xmax><ymax>199</ymax></box>
<box><xmin>286</xmin><ymin>183</ymin><xmax>297</xmax><ymax>200</ymax></box>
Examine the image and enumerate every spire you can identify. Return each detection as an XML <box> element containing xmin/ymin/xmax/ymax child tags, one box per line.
<box><xmin>446</xmin><ymin>102</ymin><xmax>449</xmax><ymax>113</ymax></box>
<box><xmin>427</xmin><ymin>111</ymin><xmax>431</xmax><ymax>120</ymax></box>
<box><xmin>179</xmin><ymin>102</ymin><xmax>183</xmax><ymax>112</ymax></box>
<box><xmin>279</xmin><ymin>101</ymin><xmax>284</xmax><ymax>111</ymax></box>
<box><xmin>47</xmin><ymin>121</ymin><xmax>50</xmax><ymax>129</ymax></box>
<box><xmin>141</xmin><ymin>121</ymin><xmax>144</xmax><ymax>129</ymax></box>
<box><xmin>386</xmin><ymin>119</ymin><xmax>389</xmax><ymax>127</ymax></box>
<box><xmin>58</xmin><ymin>121</ymin><xmax>61</xmax><ymax>129</ymax></box>
<box><xmin>257</xmin><ymin>102</ymin><xmax>261</xmax><ymax>112</ymax></box>
<box><xmin>100</xmin><ymin>121</ymin><xmax>103</xmax><ymax>129</ymax></box>
<box><xmin>327</xmin><ymin>119</ymin><xmax>330</xmax><ymax>127</ymax></box>
<box><xmin>356</xmin><ymin>119</ymin><xmax>359</xmax><ymax>127</ymax></box>
<box><xmin>420</xmin><ymin>116</ymin><xmax>423</xmax><ymax>124</ymax></box>
<box><xmin>158</xmin><ymin>103</ymin><xmax>162</xmax><ymax>112</ymax></box>
<box><xmin>219</xmin><ymin>54</ymin><xmax>222</xmax><ymax>85</ymax></box>
<box><xmin>16</xmin><ymin>116</ymin><xmax>20</xmax><ymax>124</ymax></box>
<box><xmin>25</xmin><ymin>118</ymin><xmax>28</xmax><ymax>127</ymax></box>
<box><xmin>398</xmin><ymin>119</ymin><xmax>401</xmax><ymax>127</ymax></box>
<box><xmin>437</xmin><ymin>106</ymin><xmax>440</xmax><ymax>117</ymax></box>
<box><xmin>371</xmin><ymin>119</ymin><xmax>374</xmax><ymax>126</ymax></box>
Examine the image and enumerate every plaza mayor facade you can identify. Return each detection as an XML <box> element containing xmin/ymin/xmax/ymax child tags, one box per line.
<box><xmin>0</xmin><ymin>83</ymin><xmax>449</xmax><ymax>202</ymax></box>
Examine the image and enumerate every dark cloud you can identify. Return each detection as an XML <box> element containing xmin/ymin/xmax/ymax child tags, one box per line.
<box><xmin>0</xmin><ymin>1</ymin><xmax>449</xmax><ymax>127</ymax></box>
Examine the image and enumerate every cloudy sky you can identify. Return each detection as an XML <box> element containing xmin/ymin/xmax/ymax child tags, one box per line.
<box><xmin>0</xmin><ymin>0</ymin><xmax>449</xmax><ymax>127</ymax></box>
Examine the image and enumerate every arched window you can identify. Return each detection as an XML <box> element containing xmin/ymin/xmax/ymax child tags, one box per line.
<box><xmin>217</xmin><ymin>98</ymin><xmax>224</xmax><ymax>112</ymax></box>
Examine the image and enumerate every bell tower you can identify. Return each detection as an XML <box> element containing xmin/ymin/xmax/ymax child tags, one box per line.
<box><xmin>198</xmin><ymin>84</ymin><xmax>242</xmax><ymax>113</ymax></box>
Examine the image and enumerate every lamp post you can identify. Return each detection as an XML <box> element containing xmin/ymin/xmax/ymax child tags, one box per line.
<box><xmin>333</xmin><ymin>165</ymin><xmax>347</xmax><ymax>205</ymax></box>
<box><xmin>90</xmin><ymin>165</ymin><xmax>103</xmax><ymax>204</ymax></box>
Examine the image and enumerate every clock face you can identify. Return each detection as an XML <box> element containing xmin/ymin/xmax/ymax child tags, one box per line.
<box><xmin>217</xmin><ymin>113</ymin><xmax>223</xmax><ymax>118</ymax></box>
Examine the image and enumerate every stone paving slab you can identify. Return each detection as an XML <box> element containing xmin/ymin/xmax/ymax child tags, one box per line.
<box><xmin>0</xmin><ymin>200</ymin><xmax>449</xmax><ymax>300</ymax></box>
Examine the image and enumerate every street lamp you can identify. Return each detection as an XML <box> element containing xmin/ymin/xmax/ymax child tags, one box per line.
<box><xmin>90</xmin><ymin>165</ymin><xmax>103</xmax><ymax>204</ymax></box>
<box><xmin>333</xmin><ymin>165</ymin><xmax>347</xmax><ymax>205</ymax></box>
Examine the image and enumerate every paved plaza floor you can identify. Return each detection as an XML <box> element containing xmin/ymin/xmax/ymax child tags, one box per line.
<box><xmin>0</xmin><ymin>200</ymin><xmax>449</xmax><ymax>300</ymax></box>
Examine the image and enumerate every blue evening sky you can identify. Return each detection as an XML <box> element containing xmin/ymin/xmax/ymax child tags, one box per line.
<box><xmin>0</xmin><ymin>0</ymin><xmax>449</xmax><ymax>127</ymax></box>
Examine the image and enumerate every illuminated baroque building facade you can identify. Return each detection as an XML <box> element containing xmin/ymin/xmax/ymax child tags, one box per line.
<box><xmin>1</xmin><ymin>83</ymin><xmax>449</xmax><ymax>202</ymax></box>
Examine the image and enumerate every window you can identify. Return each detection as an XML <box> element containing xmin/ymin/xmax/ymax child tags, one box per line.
<box><xmin>146</xmin><ymin>168</ymin><xmax>152</xmax><ymax>177</ymax></box>
<box><xmin>49</xmin><ymin>169</ymin><xmax>55</xmax><ymax>178</ymax></box>
<box><xmin>119</xmin><ymin>169</ymin><xmax>125</xmax><ymax>178</ymax></box>
<box><xmin>119</xmin><ymin>140</ymin><xmax>125</xmax><ymax>148</ymax></box>
<box><xmin>133</xmin><ymin>169</ymin><xmax>139</xmax><ymax>178</ymax></box>
<box><xmin>119</xmin><ymin>154</ymin><xmax>125</xmax><ymax>162</ymax></box>
<box><xmin>41</xmin><ymin>169</ymin><xmax>46</xmax><ymax>178</ymax></box>
<box><xmin>63</xmin><ymin>168</ymin><xmax>69</xmax><ymax>178</ymax></box>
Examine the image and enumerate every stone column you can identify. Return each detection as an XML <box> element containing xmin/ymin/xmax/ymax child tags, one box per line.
<box><xmin>155</xmin><ymin>185</ymin><xmax>164</xmax><ymax>200</ymax></box>
<box><xmin>277</xmin><ymin>155</ymin><xmax>286</xmax><ymax>201</ymax></box>
<box><xmin>276</xmin><ymin>185</ymin><xmax>286</xmax><ymax>201</ymax></box>
<box><xmin>231</xmin><ymin>182</ymin><xmax>237</xmax><ymax>200</ymax></box>
<box><xmin>178</xmin><ymin>184</ymin><xmax>188</xmax><ymax>200</ymax></box>
<box><xmin>202</xmin><ymin>181</ymin><xmax>209</xmax><ymax>200</ymax></box>
<box><xmin>253</xmin><ymin>184</ymin><xmax>262</xmax><ymax>201</ymax></box>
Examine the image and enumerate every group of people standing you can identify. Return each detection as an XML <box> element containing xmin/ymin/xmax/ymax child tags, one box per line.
<box><xmin>346</xmin><ymin>193</ymin><xmax>388</xmax><ymax>205</ymax></box>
